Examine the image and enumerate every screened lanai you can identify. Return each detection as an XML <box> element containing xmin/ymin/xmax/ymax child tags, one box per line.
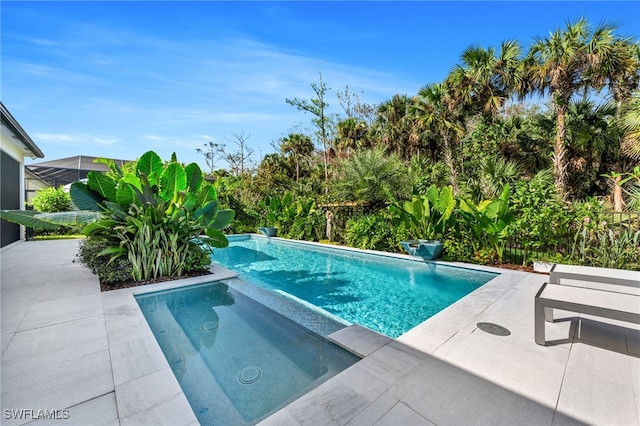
<box><xmin>26</xmin><ymin>155</ymin><xmax>130</xmax><ymax>188</ymax></box>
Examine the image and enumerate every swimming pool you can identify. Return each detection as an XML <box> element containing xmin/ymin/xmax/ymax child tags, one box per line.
<box><xmin>212</xmin><ymin>235</ymin><xmax>499</xmax><ymax>338</ymax></box>
<box><xmin>136</xmin><ymin>282</ymin><xmax>360</xmax><ymax>425</ymax></box>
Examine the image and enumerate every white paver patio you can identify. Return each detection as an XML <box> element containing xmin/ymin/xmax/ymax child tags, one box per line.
<box><xmin>1</xmin><ymin>239</ymin><xmax>638</xmax><ymax>425</ymax></box>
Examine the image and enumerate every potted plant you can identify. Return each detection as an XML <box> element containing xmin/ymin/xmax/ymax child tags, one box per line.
<box><xmin>257</xmin><ymin>193</ymin><xmax>293</xmax><ymax>237</ymax></box>
<box><xmin>389</xmin><ymin>185</ymin><xmax>455</xmax><ymax>260</ymax></box>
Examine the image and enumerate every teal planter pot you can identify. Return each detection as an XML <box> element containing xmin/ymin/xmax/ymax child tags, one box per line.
<box><xmin>258</xmin><ymin>227</ymin><xmax>278</xmax><ymax>237</ymax></box>
<box><xmin>400</xmin><ymin>239</ymin><xmax>444</xmax><ymax>260</ymax></box>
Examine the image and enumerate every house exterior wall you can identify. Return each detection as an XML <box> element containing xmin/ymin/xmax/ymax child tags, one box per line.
<box><xmin>1</xmin><ymin>103</ymin><xmax>44</xmax><ymax>246</ymax></box>
<box><xmin>0</xmin><ymin>132</ymin><xmax>26</xmax><ymax>246</ymax></box>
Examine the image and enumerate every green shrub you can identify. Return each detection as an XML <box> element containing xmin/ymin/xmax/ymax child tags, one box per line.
<box><xmin>287</xmin><ymin>209</ymin><xmax>325</xmax><ymax>241</ymax></box>
<box><xmin>183</xmin><ymin>245</ymin><xmax>214</xmax><ymax>273</ymax></box>
<box><xmin>572</xmin><ymin>226</ymin><xmax>640</xmax><ymax>270</ymax></box>
<box><xmin>508</xmin><ymin>170</ymin><xmax>572</xmax><ymax>264</ymax></box>
<box><xmin>442</xmin><ymin>236</ymin><xmax>475</xmax><ymax>262</ymax></box>
<box><xmin>32</xmin><ymin>186</ymin><xmax>72</xmax><ymax>212</ymax></box>
<box><xmin>345</xmin><ymin>214</ymin><xmax>406</xmax><ymax>252</ymax></box>
<box><xmin>77</xmin><ymin>238</ymin><xmax>133</xmax><ymax>284</ymax></box>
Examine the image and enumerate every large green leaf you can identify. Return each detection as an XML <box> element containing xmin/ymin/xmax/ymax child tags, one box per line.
<box><xmin>425</xmin><ymin>185</ymin><xmax>439</xmax><ymax>206</ymax></box>
<box><xmin>197</xmin><ymin>185</ymin><xmax>217</xmax><ymax>206</ymax></box>
<box><xmin>136</xmin><ymin>151</ymin><xmax>163</xmax><ymax>186</ymax></box>
<box><xmin>204</xmin><ymin>228</ymin><xmax>229</xmax><ymax>248</ymax></box>
<box><xmin>181</xmin><ymin>193</ymin><xmax>197</xmax><ymax>212</ymax></box>
<box><xmin>441</xmin><ymin>187</ymin><xmax>456</xmax><ymax>217</ymax></box>
<box><xmin>185</xmin><ymin>163</ymin><xmax>203</xmax><ymax>192</ymax></box>
<box><xmin>102</xmin><ymin>201</ymin><xmax>128</xmax><ymax>220</ymax></box>
<box><xmin>70</xmin><ymin>182</ymin><xmax>102</xmax><ymax>211</ymax></box>
<box><xmin>83</xmin><ymin>219</ymin><xmax>118</xmax><ymax>236</ymax></box>
<box><xmin>121</xmin><ymin>173</ymin><xmax>141</xmax><ymax>191</ymax></box>
<box><xmin>35</xmin><ymin>211</ymin><xmax>103</xmax><ymax>226</ymax></box>
<box><xmin>93</xmin><ymin>157</ymin><xmax>124</xmax><ymax>178</ymax></box>
<box><xmin>496</xmin><ymin>184</ymin><xmax>511</xmax><ymax>217</ymax></box>
<box><xmin>160</xmin><ymin>162</ymin><xmax>187</xmax><ymax>201</ymax></box>
<box><xmin>211</xmin><ymin>209</ymin><xmax>235</xmax><ymax>230</ymax></box>
<box><xmin>87</xmin><ymin>171</ymin><xmax>117</xmax><ymax>201</ymax></box>
<box><xmin>484</xmin><ymin>200</ymin><xmax>501</xmax><ymax>220</ymax></box>
<box><xmin>0</xmin><ymin>210</ymin><xmax>61</xmax><ymax>230</ymax></box>
<box><xmin>116</xmin><ymin>182</ymin><xmax>135</xmax><ymax>207</ymax></box>
<box><xmin>195</xmin><ymin>200</ymin><xmax>219</xmax><ymax>226</ymax></box>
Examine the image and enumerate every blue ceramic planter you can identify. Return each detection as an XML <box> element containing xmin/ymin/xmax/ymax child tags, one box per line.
<box><xmin>258</xmin><ymin>227</ymin><xmax>278</xmax><ymax>237</ymax></box>
<box><xmin>400</xmin><ymin>239</ymin><xmax>444</xmax><ymax>260</ymax></box>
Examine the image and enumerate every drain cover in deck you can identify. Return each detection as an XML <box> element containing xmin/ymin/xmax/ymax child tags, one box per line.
<box><xmin>477</xmin><ymin>322</ymin><xmax>510</xmax><ymax>336</ymax></box>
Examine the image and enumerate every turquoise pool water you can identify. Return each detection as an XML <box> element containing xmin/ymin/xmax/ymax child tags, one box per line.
<box><xmin>136</xmin><ymin>282</ymin><xmax>359</xmax><ymax>425</ymax></box>
<box><xmin>212</xmin><ymin>236</ymin><xmax>499</xmax><ymax>338</ymax></box>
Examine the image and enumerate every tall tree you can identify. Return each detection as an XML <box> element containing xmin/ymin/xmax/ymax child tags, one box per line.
<box><xmin>286</xmin><ymin>73</ymin><xmax>334</xmax><ymax>182</ymax></box>
<box><xmin>371</xmin><ymin>94</ymin><xmax>414</xmax><ymax>157</ymax></box>
<box><xmin>280</xmin><ymin>133</ymin><xmax>315</xmax><ymax>182</ymax></box>
<box><xmin>411</xmin><ymin>83</ymin><xmax>465</xmax><ymax>194</ymax></box>
<box><xmin>196</xmin><ymin>141</ymin><xmax>224</xmax><ymax>174</ymax></box>
<box><xmin>336</xmin><ymin>84</ymin><xmax>377</xmax><ymax>124</ymax></box>
<box><xmin>336</xmin><ymin>117</ymin><xmax>369</xmax><ymax>157</ymax></box>
<box><xmin>222</xmin><ymin>132</ymin><xmax>255</xmax><ymax>176</ymax></box>
<box><xmin>620</xmin><ymin>92</ymin><xmax>640</xmax><ymax>161</ymax></box>
<box><xmin>525</xmin><ymin>18</ymin><xmax>619</xmax><ymax>198</ymax></box>
<box><xmin>592</xmin><ymin>38</ymin><xmax>640</xmax><ymax>119</ymax></box>
<box><xmin>448</xmin><ymin>40</ymin><xmax>523</xmax><ymax>121</ymax></box>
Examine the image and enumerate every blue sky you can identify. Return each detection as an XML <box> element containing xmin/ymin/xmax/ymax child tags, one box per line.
<box><xmin>2</xmin><ymin>1</ymin><xmax>639</xmax><ymax>170</ymax></box>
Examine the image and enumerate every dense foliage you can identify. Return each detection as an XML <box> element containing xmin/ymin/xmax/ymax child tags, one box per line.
<box><xmin>197</xmin><ymin>18</ymin><xmax>638</xmax><ymax>270</ymax></box>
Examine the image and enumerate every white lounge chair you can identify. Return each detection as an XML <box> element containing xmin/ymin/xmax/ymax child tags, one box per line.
<box><xmin>534</xmin><ymin>282</ymin><xmax>640</xmax><ymax>345</ymax></box>
<box><xmin>549</xmin><ymin>264</ymin><xmax>640</xmax><ymax>288</ymax></box>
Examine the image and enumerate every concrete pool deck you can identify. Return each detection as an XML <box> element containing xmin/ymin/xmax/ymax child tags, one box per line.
<box><xmin>1</xmin><ymin>239</ymin><xmax>638</xmax><ymax>425</ymax></box>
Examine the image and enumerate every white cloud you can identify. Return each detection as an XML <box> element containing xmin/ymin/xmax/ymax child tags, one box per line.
<box><xmin>34</xmin><ymin>132</ymin><xmax>120</xmax><ymax>147</ymax></box>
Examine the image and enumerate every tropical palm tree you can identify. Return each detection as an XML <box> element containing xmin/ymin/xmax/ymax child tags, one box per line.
<box><xmin>593</xmin><ymin>38</ymin><xmax>640</xmax><ymax>119</ymax></box>
<box><xmin>332</xmin><ymin>147</ymin><xmax>411</xmax><ymax>208</ymax></box>
<box><xmin>525</xmin><ymin>18</ymin><xmax>619</xmax><ymax>198</ymax></box>
<box><xmin>336</xmin><ymin>117</ymin><xmax>369</xmax><ymax>157</ymax></box>
<box><xmin>280</xmin><ymin>133</ymin><xmax>315</xmax><ymax>183</ymax></box>
<box><xmin>370</xmin><ymin>94</ymin><xmax>414</xmax><ymax>158</ymax></box>
<box><xmin>411</xmin><ymin>83</ymin><xmax>465</xmax><ymax>194</ymax></box>
<box><xmin>620</xmin><ymin>92</ymin><xmax>640</xmax><ymax>160</ymax></box>
<box><xmin>448</xmin><ymin>40</ymin><xmax>523</xmax><ymax>121</ymax></box>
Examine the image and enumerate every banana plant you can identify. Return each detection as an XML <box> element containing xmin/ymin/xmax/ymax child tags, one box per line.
<box><xmin>81</xmin><ymin>151</ymin><xmax>234</xmax><ymax>278</ymax></box>
<box><xmin>458</xmin><ymin>184</ymin><xmax>514</xmax><ymax>262</ymax></box>
<box><xmin>258</xmin><ymin>192</ymin><xmax>294</xmax><ymax>229</ymax></box>
<box><xmin>388</xmin><ymin>185</ymin><xmax>456</xmax><ymax>240</ymax></box>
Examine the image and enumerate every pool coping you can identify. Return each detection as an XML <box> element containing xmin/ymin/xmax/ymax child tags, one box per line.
<box><xmin>4</xmin><ymin>239</ymin><xmax>637</xmax><ymax>425</ymax></box>
<box><xmin>103</xmin><ymin>235</ymin><xmax>522</xmax><ymax>425</ymax></box>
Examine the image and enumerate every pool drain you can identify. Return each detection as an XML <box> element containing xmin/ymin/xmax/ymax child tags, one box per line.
<box><xmin>477</xmin><ymin>322</ymin><xmax>511</xmax><ymax>336</ymax></box>
<box><xmin>237</xmin><ymin>366</ymin><xmax>262</xmax><ymax>384</ymax></box>
<box><xmin>200</xmin><ymin>320</ymin><xmax>219</xmax><ymax>332</ymax></box>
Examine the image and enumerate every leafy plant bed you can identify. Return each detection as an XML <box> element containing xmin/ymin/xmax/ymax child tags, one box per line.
<box><xmin>99</xmin><ymin>269</ymin><xmax>212</xmax><ymax>292</ymax></box>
